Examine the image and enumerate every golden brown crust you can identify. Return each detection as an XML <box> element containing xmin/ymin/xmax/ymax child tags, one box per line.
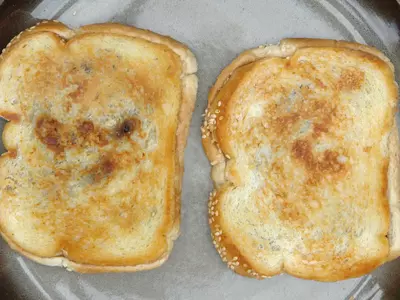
<box><xmin>207</xmin><ymin>46</ymin><xmax>286</xmax><ymax>105</ymax></box>
<box><xmin>207</xmin><ymin>38</ymin><xmax>394</xmax><ymax>109</ymax></box>
<box><xmin>0</xmin><ymin>21</ymin><xmax>73</xmax><ymax>61</ymax></box>
<box><xmin>0</xmin><ymin>21</ymin><xmax>197</xmax><ymax>273</ymax></box>
<box><xmin>208</xmin><ymin>187</ymin><xmax>266</xmax><ymax>279</ymax></box>
<box><xmin>203</xmin><ymin>38</ymin><xmax>399</xmax><ymax>281</ymax></box>
<box><xmin>78</xmin><ymin>23</ymin><xmax>197</xmax><ymax>75</ymax></box>
<box><xmin>1</xmin><ymin>230</ymin><xmax>168</xmax><ymax>273</ymax></box>
<box><xmin>279</xmin><ymin>38</ymin><xmax>395</xmax><ymax>72</ymax></box>
<box><xmin>172</xmin><ymin>74</ymin><xmax>198</xmax><ymax>237</ymax></box>
<box><xmin>388</xmin><ymin>122</ymin><xmax>400</xmax><ymax>261</ymax></box>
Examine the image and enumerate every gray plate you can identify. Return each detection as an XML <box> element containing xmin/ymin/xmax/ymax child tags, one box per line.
<box><xmin>0</xmin><ymin>0</ymin><xmax>399</xmax><ymax>299</ymax></box>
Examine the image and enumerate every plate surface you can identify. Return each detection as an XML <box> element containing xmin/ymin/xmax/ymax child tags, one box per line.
<box><xmin>0</xmin><ymin>0</ymin><xmax>399</xmax><ymax>299</ymax></box>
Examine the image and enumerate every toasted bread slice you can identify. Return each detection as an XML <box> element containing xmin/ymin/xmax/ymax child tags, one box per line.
<box><xmin>0</xmin><ymin>21</ymin><xmax>197</xmax><ymax>272</ymax></box>
<box><xmin>202</xmin><ymin>38</ymin><xmax>399</xmax><ymax>281</ymax></box>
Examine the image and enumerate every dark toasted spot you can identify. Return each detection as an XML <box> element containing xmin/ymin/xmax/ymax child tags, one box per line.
<box><xmin>35</xmin><ymin>115</ymin><xmax>111</xmax><ymax>153</ymax></box>
<box><xmin>81</xmin><ymin>63</ymin><xmax>92</xmax><ymax>74</ymax></box>
<box><xmin>44</xmin><ymin>136</ymin><xmax>58</xmax><ymax>145</ymax></box>
<box><xmin>92</xmin><ymin>158</ymin><xmax>115</xmax><ymax>182</ymax></box>
<box><xmin>123</xmin><ymin>122</ymin><xmax>132</xmax><ymax>133</ymax></box>
<box><xmin>102</xmin><ymin>159</ymin><xmax>115</xmax><ymax>174</ymax></box>
<box><xmin>292</xmin><ymin>139</ymin><xmax>347</xmax><ymax>182</ymax></box>
<box><xmin>320</xmin><ymin>150</ymin><xmax>343</xmax><ymax>173</ymax></box>
<box><xmin>94</xmin><ymin>132</ymin><xmax>109</xmax><ymax>147</ymax></box>
<box><xmin>313</xmin><ymin>122</ymin><xmax>329</xmax><ymax>137</ymax></box>
<box><xmin>35</xmin><ymin>115</ymin><xmax>63</xmax><ymax>152</ymax></box>
<box><xmin>117</xmin><ymin>118</ymin><xmax>140</xmax><ymax>138</ymax></box>
<box><xmin>77</xmin><ymin>120</ymin><xmax>108</xmax><ymax>146</ymax></box>
<box><xmin>337</xmin><ymin>68</ymin><xmax>365</xmax><ymax>91</ymax></box>
<box><xmin>79</xmin><ymin>120</ymin><xmax>94</xmax><ymax>134</ymax></box>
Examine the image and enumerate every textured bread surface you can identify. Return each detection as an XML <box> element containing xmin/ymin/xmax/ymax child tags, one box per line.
<box><xmin>0</xmin><ymin>21</ymin><xmax>197</xmax><ymax>272</ymax></box>
<box><xmin>202</xmin><ymin>38</ymin><xmax>399</xmax><ymax>281</ymax></box>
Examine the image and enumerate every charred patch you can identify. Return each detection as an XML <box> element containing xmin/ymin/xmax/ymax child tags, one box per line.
<box><xmin>35</xmin><ymin>116</ymin><xmax>111</xmax><ymax>153</ymax></box>
<box><xmin>116</xmin><ymin>118</ymin><xmax>141</xmax><ymax>138</ymax></box>
<box><xmin>35</xmin><ymin>115</ymin><xmax>64</xmax><ymax>153</ymax></box>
